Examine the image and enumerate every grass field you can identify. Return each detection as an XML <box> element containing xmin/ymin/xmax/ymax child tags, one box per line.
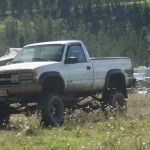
<box><xmin>0</xmin><ymin>93</ymin><xmax>150</xmax><ymax>150</ymax></box>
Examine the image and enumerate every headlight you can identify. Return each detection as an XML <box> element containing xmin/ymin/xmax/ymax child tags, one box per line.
<box><xmin>20</xmin><ymin>72</ymin><xmax>33</xmax><ymax>79</ymax></box>
<box><xmin>20</xmin><ymin>72</ymin><xmax>37</xmax><ymax>84</ymax></box>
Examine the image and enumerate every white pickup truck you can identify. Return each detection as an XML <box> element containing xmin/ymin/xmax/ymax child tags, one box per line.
<box><xmin>0</xmin><ymin>40</ymin><xmax>135</xmax><ymax>127</ymax></box>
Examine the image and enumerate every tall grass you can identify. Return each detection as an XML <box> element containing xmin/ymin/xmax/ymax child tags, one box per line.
<box><xmin>0</xmin><ymin>93</ymin><xmax>150</xmax><ymax>150</ymax></box>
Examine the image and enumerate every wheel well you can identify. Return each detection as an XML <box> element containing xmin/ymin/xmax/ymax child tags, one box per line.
<box><xmin>106</xmin><ymin>73</ymin><xmax>127</xmax><ymax>98</ymax></box>
<box><xmin>42</xmin><ymin>76</ymin><xmax>65</xmax><ymax>95</ymax></box>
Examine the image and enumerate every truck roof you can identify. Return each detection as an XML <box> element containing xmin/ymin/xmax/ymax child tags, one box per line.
<box><xmin>24</xmin><ymin>40</ymin><xmax>82</xmax><ymax>47</ymax></box>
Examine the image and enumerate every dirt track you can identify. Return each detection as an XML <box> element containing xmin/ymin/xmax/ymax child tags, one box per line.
<box><xmin>127</xmin><ymin>92</ymin><xmax>150</xmax><ymax>119</ymax></box>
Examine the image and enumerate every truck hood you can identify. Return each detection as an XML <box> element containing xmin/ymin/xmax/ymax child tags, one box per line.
<box><xmin>0</xmin><ymin>61</ymin><xmax>59</xmax><ymax>72</ymax></box>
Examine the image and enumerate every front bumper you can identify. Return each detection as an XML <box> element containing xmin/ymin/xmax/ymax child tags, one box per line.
<box><xmin>0</xmin><ymin>84</ymin><xmax>42</xmax><ymax>96</ymax></box>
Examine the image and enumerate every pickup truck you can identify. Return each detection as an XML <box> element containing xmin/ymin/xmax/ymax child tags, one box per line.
<box><xmin>0</xmin><ymin>40</ymin><xmax>134</xmax><ymax>127</ymax></box>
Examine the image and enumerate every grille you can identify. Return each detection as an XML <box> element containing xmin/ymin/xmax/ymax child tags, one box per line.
<box><xmin>0</xmin><ymin>73</ymin><xmax>19</xmax><ymax>86</ymax></box>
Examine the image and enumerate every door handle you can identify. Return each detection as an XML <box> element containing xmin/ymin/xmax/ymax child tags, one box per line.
<box><xmin>87</xmin><ymin>66</ymin><xmax>91</xmax><ymax>70</ymax></box>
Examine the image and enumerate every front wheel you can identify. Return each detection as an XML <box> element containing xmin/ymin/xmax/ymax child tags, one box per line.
<box><xmin>40</xmin><ymin>93</ymin><xmax>64</xmax><ymax>127</ymax></box>
<box><xmin>0</xmin><ymin>113</ymin><xmax>10</xmax><ymax>129</ymax></box>
<box><xmin>102</xmin><ymin>90</ymin><xmax>127</xmax><ymax>116</ymax></box>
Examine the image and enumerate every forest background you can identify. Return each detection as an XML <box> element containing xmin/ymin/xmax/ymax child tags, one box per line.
<box><xmin>0</xmin><ymin>0</ymin><xmax>150</xmax><ymax>67</ymax></box>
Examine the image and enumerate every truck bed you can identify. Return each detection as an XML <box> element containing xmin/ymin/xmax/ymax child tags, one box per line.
<box><xmin>90</xmin><ymin>57</ymin><xmax>130</xmax><ymax>60</ymax></box>
<box><xmin>90</xmin><ymin>57</ymin><xmax>133</xmax><ymax>88</ymax></box>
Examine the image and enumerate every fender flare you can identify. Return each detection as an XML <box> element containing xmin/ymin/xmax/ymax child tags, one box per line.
<box><xmin>104</xmin><ymin>69</ymin><xmax>126</xmax><ymax>89</ymax></box>
<box><xmin>38</xmin><ymin>71</ymin><xmax>65</xmax><ymax>91</ymax></box>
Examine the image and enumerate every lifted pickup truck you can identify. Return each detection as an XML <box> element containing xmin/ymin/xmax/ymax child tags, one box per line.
<box><xmin>0</xmin><ymin>40</ymin><xmax>134</xmax><ymax>127</ymax></box>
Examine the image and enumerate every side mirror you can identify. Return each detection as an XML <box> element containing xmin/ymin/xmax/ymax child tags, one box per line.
<box><xmin>65</xmin><ymin>57</ymin><xmax>78</xmax><ymax>64</ymax></box>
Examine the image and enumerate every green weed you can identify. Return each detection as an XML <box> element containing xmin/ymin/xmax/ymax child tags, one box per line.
<box><xmin>0</xmin><ymin>93</ymin><xmax>149</xmax><ymax>150</ymax></box>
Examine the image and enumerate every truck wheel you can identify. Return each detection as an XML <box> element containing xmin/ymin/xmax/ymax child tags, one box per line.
<box><xmin>102</xmin><ymin>90</ymin><xmax>127</xmax><ymax>116</ymax></box>
<box><xmin>0</xmin><ymin>113</ymin><xmax>9</xmax><ymax>129</ymax></box>
<box><xmin>40</xmin><ymin>93</ymin><xmax>64</xmax><ymax>127</ymax></box>
<box><xmin>109</xmin><ymin>91</ymin><xmax>127</xmax><ymax>115</ymax></box>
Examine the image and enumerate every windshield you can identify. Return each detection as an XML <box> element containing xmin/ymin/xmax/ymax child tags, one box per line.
<box><xmin>12</xmin><ymin>44</ymin><xmax>64</xmax><ymax>63</ymax></box>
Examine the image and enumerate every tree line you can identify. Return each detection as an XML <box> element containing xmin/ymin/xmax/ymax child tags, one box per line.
<box><xmin>0</xmin><ymin>0</ymin><xmax>149</xmax><ymax>66</ymax></box>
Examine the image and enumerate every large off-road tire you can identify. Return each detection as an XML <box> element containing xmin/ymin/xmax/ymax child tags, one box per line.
<box><xmin>0</xmin><ymin>105</ymin><xmax>10</xmax><ymax>129</ymax></box>
<box><xmin>0</xmin><ymin>113</ymin><xmax>9</xmax><ymax>129</ymax></box>
<box><xmin>102</xmin><ymin>90</ymin><xmax>127</xmax><ymax>116</ymax></box>
<box><xmin>40</xmin><ymin>93</ymin><xmax>64</xmax><ymax>127</ymax></box>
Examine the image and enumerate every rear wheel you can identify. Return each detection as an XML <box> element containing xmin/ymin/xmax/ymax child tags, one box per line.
<box><xmin>102</xmin><ymin>90</ymin><xmax>127</xmax><ymax>116</ymax></box>
<box><xmin>40</xmin><ymin>93</ymin><xmax>64</xmax><ymax>127</ymax></box>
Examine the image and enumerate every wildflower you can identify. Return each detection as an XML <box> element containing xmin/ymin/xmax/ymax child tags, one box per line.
<box><xmin>109</xmin><ymin>117</ymin><xmax>114</xmax><ymax>120</ymax></box>
<box><xmin>23</xmin><ymin>124</ymin><xmax>30</xmax><ymax>132</ymax></box>
<box><xmin>90</xmin><ymin>126</ymin><xmax>93</xmax><ymax>129</ymax></box>
<box><xmin>142</xmin><ymin>142</ymin><xmax>145</xmax><ymax>145</ymax></box>
<box><xmin>120</xmin><ymin>127</ymin><xmax>124</xmax><ymax>131</ymax></box>
<box><xmin>10</xmin><ymin>124</ymin><xmax>14</xmax><ymax>128</ymax></box>
<box><xmin>66</xmin><ymin>143</ymin><xmax>70</xmax><ymax>146</ymax></box>
<box><xmin>107</xmin><ymin>132</ymin><xmax>110</xmax><ymax>135</ymax></box>
<box><xmin>16</xmin><ymin>132</ymin><xmax>22</xmax><ymax>136</ymax></box>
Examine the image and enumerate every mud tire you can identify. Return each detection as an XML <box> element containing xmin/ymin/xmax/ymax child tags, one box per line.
<box><xmin>40</xmin><ymin>93</ymin><xmax>64</xmax><ymax>127</ymax></box>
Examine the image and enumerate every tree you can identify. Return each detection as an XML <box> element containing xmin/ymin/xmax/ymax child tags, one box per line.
<box><xmin>0</xmin><ymin>24</ymin><xmax>7</xmax><ymax>55</ymax></box>
<box><xmin>33</xmin><ymin>13</ymin><xmax>47</xmax><ymax>42</ymax></box>
<box><xmin>0</xmin><ymin>0</ymin><xmax>7</xmax><ymax>17</ymax></box>
<box><xmin>11</xmin><ymin>0</ymin><xmax>24</xmax><ymax>17</ymax></box>
<box><xmin>19</xmin><ymin>11</ymin><xmax>35</xmax><ymax>46</ymax></box>
<box><xmin>4</xmin><ymin>17</ymin><xmax>18</xmax><ymax>47</ymax></box>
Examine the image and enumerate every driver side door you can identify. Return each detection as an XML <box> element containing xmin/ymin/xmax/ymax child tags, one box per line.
<box><xmin>62</xmin><ymin>43</ymin><xmax>94</xmax><ymax>92</ymax></box>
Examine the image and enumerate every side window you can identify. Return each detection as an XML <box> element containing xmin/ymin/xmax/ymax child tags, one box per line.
<box><xmin>66</xmin><ymin>44</ymin><xmax>87</xmax><ymax>63</ymax></box>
